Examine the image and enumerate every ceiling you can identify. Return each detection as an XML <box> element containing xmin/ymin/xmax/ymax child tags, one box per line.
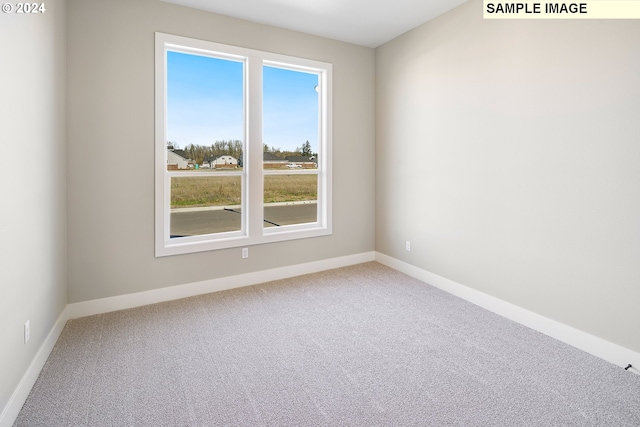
<box><xmin>160</xmin><ymin>0</ymin><xmax>468</xmax><ymax>48</ymax></box>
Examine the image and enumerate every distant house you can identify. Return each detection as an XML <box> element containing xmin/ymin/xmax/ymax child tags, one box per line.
<box><xmin>212</xmin><ymin>155</ymin><xmax>238</xmax><ymax>168</ymax></box>
<box><xmin>167</xmin><ymin>149</ymin><xmax>189</xmax><ymax>170</ymax></box>
<box><xmin>285</xmin><ymin>155</ymin><xmax>318</xmax><ymax>168</ymax></box>
<box><xmin>202</xmin><ymin>156</ymin><xmax>216</xmax><ymax>168</ymax></box>
<box><xmin>263</xmin><ymin>152</ymin><xmax>288</xmax><ymax>169</ymax></box>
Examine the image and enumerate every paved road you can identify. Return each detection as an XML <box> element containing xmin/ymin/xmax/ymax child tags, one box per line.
<box><xmin>170</xmin><ymin>203</ymin><xmax>317</xmax><ymax>237</ymax></box>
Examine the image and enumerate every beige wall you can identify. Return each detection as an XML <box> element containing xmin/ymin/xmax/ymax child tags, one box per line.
<box><xmin>66</xmin><ymin>0</ymin><xmax>376</xmax><ymax>303</ymax></box>
<box><xmin>376</xmin><ymin>0</ymin><xmax>640</xmax><ymax>352</ymax></box>
<box><xmin>0</xmin><ymin>0</ymin><xmax>67</xmax><ymax>414</ymax></box>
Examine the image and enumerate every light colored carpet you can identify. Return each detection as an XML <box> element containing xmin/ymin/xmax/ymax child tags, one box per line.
<box><xmin>14</xmin><ymin>262</ymin><xmax>640</xmax><ymax>426</ymax></box>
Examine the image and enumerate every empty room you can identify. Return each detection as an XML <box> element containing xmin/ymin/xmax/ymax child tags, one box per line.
<box><xmin>1</xmin><ymin>0</ymin><xmax>639</xmax><ymax>425</ymax></box>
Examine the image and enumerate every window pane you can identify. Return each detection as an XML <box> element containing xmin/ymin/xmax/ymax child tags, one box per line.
<box><xmin>263</xmin><ymin>65</ymin><xmax>319</xmax><ymax>165</ymax></box>
<box><xmin>263</xmin><ymin>66</ymin><xmax>319</xmax><ymax>229</ymax></box>
<box><xmin>170</xmin><ymin>175</ymin><xmax>242</xmax><ymax>237</ymax></box>
<box><xmin>167</xmin><ymin>51</ymin><xmax>244</xmax><ymax>152</ymax></box>
<box><xmin>166</xmin><ymin>51</ymin><xmax>244</xmax><ymax>239</ymax></box>
<box><xmin>264</xmin><ymin>174</ymin><xmax>317</xmax><ymax>228</ymax></box>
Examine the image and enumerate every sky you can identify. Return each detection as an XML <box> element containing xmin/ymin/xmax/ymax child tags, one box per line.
<box><xmin>167</xmin><ymin>50</ymin><xmax>319</xmax><ymax>153</ymax></box>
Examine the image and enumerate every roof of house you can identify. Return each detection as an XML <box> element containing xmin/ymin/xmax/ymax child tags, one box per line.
<box><xmin>263</xmin><ymin>152</ymin><xmax>286</xmax><ymax>161</ymax></box>
<box><xmin>168</xmin><ymin>149</ymin><xmax>189</xmax><ymax>160</ymax></box>
<box><xmin>171</xmin><ymin>149</ymin><xmax>189</xmax><ymax>160</ymax></box>
<box><xmin>286</xmin><ymin>155</ymin><xmax>317</xmax><ymax>163</ymax></box>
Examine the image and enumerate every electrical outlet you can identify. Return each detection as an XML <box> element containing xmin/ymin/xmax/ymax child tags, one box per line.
<box><xmin>405</xmin><ymin>241</ymin><xmax>411</xmax><ymax>251</ymax></box>
<box><xmin>24</xmin><ymin>320</ymin><xmax>30</xmax><ymax>344</ymax></box>
<box><xmin>242</xmin><ymin>247</ymin><xmax>249</xmax><ymax>259</ymax></box>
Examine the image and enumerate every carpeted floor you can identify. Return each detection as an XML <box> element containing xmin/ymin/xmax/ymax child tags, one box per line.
<box><xmin>14</xmin><ymin>262</ymin><xmax>640</xmax><ymax>426</ymax></box>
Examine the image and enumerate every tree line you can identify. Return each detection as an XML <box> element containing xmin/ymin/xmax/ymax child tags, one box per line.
<box><xmin>168</xmin><ymin>140</ymin><xmax>315</xmax><ymax>165</ymax></box>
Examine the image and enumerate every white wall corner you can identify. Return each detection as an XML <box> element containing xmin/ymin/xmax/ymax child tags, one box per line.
<box><xmin>375</xmin><ymin>251</ymin><xmax>640</xmax><ymax>375</ymax></box>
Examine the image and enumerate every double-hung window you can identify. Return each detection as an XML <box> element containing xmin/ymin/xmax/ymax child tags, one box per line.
<box><xmin>155</xmin><ymin>33</ymin><xmax>332</xmax><ymax>257</ymax></box>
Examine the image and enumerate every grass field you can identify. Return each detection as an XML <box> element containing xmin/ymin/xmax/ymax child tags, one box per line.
<box><xmin>171</xmin><ymin>174</ymin><xmax>317</xmax><ymax>208</ymax></box>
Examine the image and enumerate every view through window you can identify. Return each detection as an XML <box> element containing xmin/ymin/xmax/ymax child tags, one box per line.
<box><xmin>155</xmin><ymin>33</ymin><xmax>332</xmax><ymax>256</ymax></box>
<box><xmin>263</xmin><ymin>65</ymin><xmax>319</xmax><ymax>229</ymax></box>
<box><xmin>167</xmin><ymin>51</ymin><xmax>245</xmax><ymax>238</ymax></box>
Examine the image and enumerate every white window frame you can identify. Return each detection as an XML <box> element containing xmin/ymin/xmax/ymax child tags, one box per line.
<box><xmin>155</xmin><ymin>32</ymin><xmax>332</xmax><ymax>257</ymax></box>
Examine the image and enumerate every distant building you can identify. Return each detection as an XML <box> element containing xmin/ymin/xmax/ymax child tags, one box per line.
<box><xmin>212</xmin><ymin>155</ymin><xmax>238</xmax><ymax>168</ymax></box>
<box><xmin>167</xmin><ymin>149</ymin><xmax>189</xmax><ymax>170</ymax></box>
<box><xmin>263</xmin><ymin>152</ymin><xmax>288</xmax><ymax>169</ymax></box>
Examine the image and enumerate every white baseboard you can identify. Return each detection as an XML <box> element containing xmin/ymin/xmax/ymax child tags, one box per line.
<box><xmin>0</xmin><ymin>307</ymin><xmax>71</xmax><ymax>427</ymax></box>
<box><xmin>66</xmin><ymin>251</ymin><xmax>376</xmax><ymax>319</ymax></box>
<box><xmin>5</xmin><ymin>249</ymin><xmax>635</xmax><ymax>427</ymax></box>
<box><xmin>375</xmin><ymin>252</ymin><xmax>640</xmax><ymax>375</ymax></box>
